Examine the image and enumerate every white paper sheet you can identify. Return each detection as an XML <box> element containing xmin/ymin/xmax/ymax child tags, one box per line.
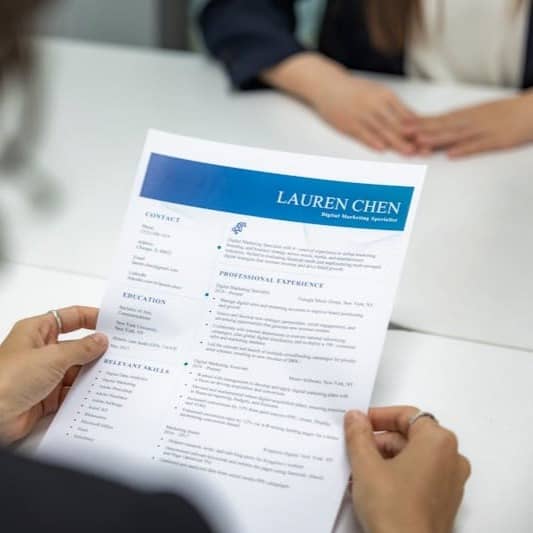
<box><xmin>39</xmin><ymin>131</ymin><xmax>425</xmax><ymax>533</ymax></box>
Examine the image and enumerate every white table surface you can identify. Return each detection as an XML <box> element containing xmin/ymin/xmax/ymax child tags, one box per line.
<box><xmin>0</xmin><ymin>38</ymin><xmax>531</xmax><ymax>351</ymax></box>
<box><xmin>4</xmin><ymin>263</ymin><xmax>532</xmax><ymax>533</ymax></box>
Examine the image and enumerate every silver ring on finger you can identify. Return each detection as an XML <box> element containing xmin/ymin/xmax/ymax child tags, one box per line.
<box><xmin>408</xmin><ymin>411</ymin><xmax>438</xmax><ymax>428</ymax></box>
<box><xmin>49</xmin><ymin>309</ymin><xmax>64</xmax><ymax>335</ymax></box>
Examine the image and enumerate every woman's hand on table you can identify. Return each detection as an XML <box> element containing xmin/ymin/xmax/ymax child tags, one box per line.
<box><xmin>262</xmin><ymin>52</ymin><xmax>418</xmax><ymax>155</ymax></box>
<box><xmin>0</xmin><ymin>306</ymin><xmax>108</xmax><ymax>445</ymax></box>
<box><xmin>404</xmin><ymin>92</ymin><xmax>533</xmax><ymax>158</ymax></box>
<box><xmin>345</xmin><ymin>406</ymin><xmax>470</xmax><ymax>533</ymax></box>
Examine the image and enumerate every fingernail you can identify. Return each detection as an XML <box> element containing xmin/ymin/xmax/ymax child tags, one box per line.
<box><xmin>91</xmin><ymin>333</ymin><xmax>108</xmax><ymax>346</ymax></box>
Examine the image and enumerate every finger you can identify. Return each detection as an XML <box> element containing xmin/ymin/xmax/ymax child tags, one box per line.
<box><xmin>404</xmin><ymin>114</ymin><xmax>472</xmax><ymax>146</ymax></box>
<box><xmin>416</xmin><ymin>146</ymin><xmax>433</xmax><ymax>156</ymax></box>
<box><xmin>7</xmin><ymin>306</ymin><xmax>100</xmax><ymax>347</ymax></box>
<box><xmin>447</xmin><ymin>137</ymin><xmax>498</xmax><ymax>158</ymax></box>
<box><xmin>404</xmin><ymin>116</ymin><xmax>443</xmax><ymax>134</ymax></box>
<box><xmin>25</xmin><ymin>403</ymin><xmax>45</xmax><ymax>433</ymax></box>
<box><xmin>349</xmin><ymin>123</ymin><xmax>387</xmax><ymax>151</ymax></box>
<box><xmin>371</xmin><ymin>112</ymin><xmax>416</xmax><ymax>155</ymax></box>
<box><xmin>416</xmin><ymin>127</ymin><xmax>478</xmax><ymax>150</ymax></box>
<box><xmin>46</xmin><ymin>306</ymin><xmax>100</xmax><ymax>336</ymax></box>
<box><xmin>6</xmin><ymin>404</ymin><xmax>44</xmax><ymax>443</ymax></box>
<box><xmin>344</xmin><ymin>410</ymin><xmax>383</xmax><ymax>475</ymax></box>
<box><xmin>374</xmin><ymin>431</ymin><xmax>407</xmax><ymax>459</ymax></box>
<box><xmin>388</xmin><ymin>97</ymin><xmax>417</xmax><ymax>121</ymax></box>
<box><xmin>39</xmin><ymin>333</ymin><xmax>108</xmax><ymax>373</ymax></box>
<box><xmin>368</xmin><ymin>406</ymin><xmax>420</xmax><ymax>436</ymax></box>
<box><xmin>58</xmin><ymin>306</ymin><xmax>99</xmax><ymax>333</ymax></box>
<box><xmin>458</xmin><ymin>455</ymin><xmax>472</xmax><ymax>483</ymax></box>
<box><xmin>59</xmin><ymin>386</ymin><xmax>71</xmax><ymax>406</ymax></box>
<box><xmin>381</xmin><ymin>126</ymin><xmax>417</xmax><ymax>155</ymax></box>
<box><xmin>64</xmin><ymin>365</ymin><xmax>82</xmax><ymax>387</ymax></box>
<box><xmin>405</xmin><ymin>114</ymin><xmax>458</xmax><ymax>135</ymax></box>
<box><xmin>42</xmin><ymin>383</ymin><xmax>62</xmax><ymax>416</ymax></box>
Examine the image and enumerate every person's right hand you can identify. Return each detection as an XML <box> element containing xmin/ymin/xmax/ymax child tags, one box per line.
<box><xmin>310</xmin><ymin>73</ymin><xmax>418</xmax><ymax>155</ymax></box>
<box><xmin>262</xmin><ymin>53</ymin><xmax>417</xmax><ymax>155</ymax></box>
<box><xmin>345</xmin><ymin>407</ymin><xmax>471</xmax><ymax>533</ymax></box>
<box><xmin>0</xmin><ymin>306</ymin><xmax>108</xmax><ymax>445</ymax></box>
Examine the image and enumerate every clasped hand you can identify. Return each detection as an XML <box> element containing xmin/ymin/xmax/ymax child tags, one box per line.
<box><xmin>276</xmin><ymin>53</ymin><xmax>533</xmax><ymax>157</ymax></box>
<box><xmin>319</xmin><ymin>74</ymin><xmax>533</xmax><ymax>157</ymax></box>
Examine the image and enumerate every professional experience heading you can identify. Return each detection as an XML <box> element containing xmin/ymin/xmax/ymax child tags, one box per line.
<box><xmin>219</xmin><ymin>270</ymin><xmax>324</xmax><ymax>288</ymax></box>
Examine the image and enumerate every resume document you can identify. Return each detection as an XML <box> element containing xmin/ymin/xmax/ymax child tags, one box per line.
<box><xmin>39</xmin><ymin>131</ymin><xmax>425</xmax><ymax>532</ymax></box>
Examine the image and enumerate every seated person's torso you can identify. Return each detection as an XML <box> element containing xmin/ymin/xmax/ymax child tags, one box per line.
<box><xmin>319</xmin><ymin>0</ymin><xmax>531</xmax><ymax>87</ymax></box>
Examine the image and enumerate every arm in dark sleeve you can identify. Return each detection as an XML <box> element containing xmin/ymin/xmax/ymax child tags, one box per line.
<box><xmin>199</xmin><ymin>0</ymin><xmax>305</xmax><ymax>89</ymax></box>
<box><xmin>1</xmin><ymin>450</ymin><xmax>213</xmax><ymax>533</ymax></box>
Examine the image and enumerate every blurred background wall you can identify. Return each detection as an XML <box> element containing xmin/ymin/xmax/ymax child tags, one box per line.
<box><xmin>36</xmin><ymin>0</ymin><xmax>327</xmax><ymax>51</ymax></box>
<box><xmin>37</xmin><ymin>0</ymin><xmax>189</xmax><ymax>49</ymax></box>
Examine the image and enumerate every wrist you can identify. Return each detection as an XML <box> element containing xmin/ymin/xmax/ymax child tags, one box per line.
<box><xmin>0</xmin><ymin>390</ymin><xmax>10</xmax><ymax>425</ymax></box>
<box><xmin>0</xmin><ymin>384</ymin><xmax>17</xmax><ymax>445</ymax></box>
<box><xmin>518</xmin><ymin>90</ymin><xmax>533</xmax><ymax>140</ymax></box>
<box><xmin>0</xmin><ymin>403</ymin><xmax>21</xmax><ymax>446</ymax></box>
<box><xmin>366</xmin><ymin>513</ymin><xmax>432</xmax><ymax>533</ymax></box>
<box><xmin>260</xmin><ymin>52</ymin><xmax>350</xmax><ymax>108</ymax></box>
<box><xmin>372</xmin><ymin>525</ymin><xmax>430</xmax><ymax>533</ymax></box>
<box><xmin>0</xmin><ymin>405</ymin><xmax>14</xmax><ymax>446</ymax></box>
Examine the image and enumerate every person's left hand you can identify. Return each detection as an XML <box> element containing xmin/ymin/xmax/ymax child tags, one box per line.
<box><xmin>0</xmin><ymin>306</ymin><xmax>108</xmax><ymax>445</ymax></box>
<box><xmin>404</xmin><ymin>93</ymin><xmax>533</xmax><ymax>158</ymax></box>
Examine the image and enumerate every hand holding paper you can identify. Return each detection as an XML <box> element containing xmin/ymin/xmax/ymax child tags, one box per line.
<box><xmin>38</xmin><ymin>132</ymin><xmax>425</xmax><ymax>533</ymax></box>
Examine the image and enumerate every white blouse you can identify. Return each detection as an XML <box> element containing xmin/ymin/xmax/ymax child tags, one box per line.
<box><xmin>406</xmin><ymin>0</ymin><xmax>531</xmax><ymax>87</ymax></box>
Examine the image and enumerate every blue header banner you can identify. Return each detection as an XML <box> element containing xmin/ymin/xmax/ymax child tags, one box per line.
<box><xmin>140</xmin><ymin>154</ymin><xmax>414</xmax><ymax>231</ymax></box>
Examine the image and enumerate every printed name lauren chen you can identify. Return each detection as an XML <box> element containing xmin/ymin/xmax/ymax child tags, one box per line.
<box><xmin>275</xmin><ymin>191</ymin><xmax>401</xmax><ymax>216</ymax></box>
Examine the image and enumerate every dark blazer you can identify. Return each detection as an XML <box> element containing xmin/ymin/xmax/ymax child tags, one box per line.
<box><xmin>1</xmin><ymin>450</ymin><xmax>213</xmax><ymax>533</ymax></box>
<box><xmin>199</xmin><ymin>0</ymin><xmax>533</xmax><ymax>90</ymax></box>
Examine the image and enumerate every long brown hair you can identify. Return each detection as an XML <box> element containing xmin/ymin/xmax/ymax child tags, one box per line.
<box><xmin>365</xmin><ymin>0</ymin><xmax>422</xmax><ymax>55</ymax></box>
<box><xmin>0</xmin><ymin>1</ymin><xmax>47</xmax><ymax>77</ymax></box>
<box><xmin>365</xmin><ymin>0</ymin><xmax>525</xmax><ymax>55</ymax></box>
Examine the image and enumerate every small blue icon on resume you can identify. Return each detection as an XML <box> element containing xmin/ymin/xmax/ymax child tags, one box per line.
<box><xmin>232</xmin><ymin>222</ymin><xmax>247</xmax><ymax>235</ymax></box>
